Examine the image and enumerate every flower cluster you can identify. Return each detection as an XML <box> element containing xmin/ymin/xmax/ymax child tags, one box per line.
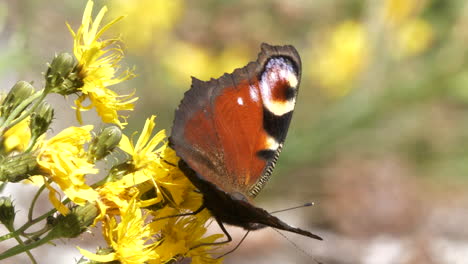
<box><xmin>312</xmin><ymin>0</ymin><xmax>433</xmax><ymax>97</ymax></box>
<box><xmin>0</xmin><ymin>1</ymin><xmax>224</xmax><ymax>263</ymax></box>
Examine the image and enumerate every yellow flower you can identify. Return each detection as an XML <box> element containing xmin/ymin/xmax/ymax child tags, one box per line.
<box><xmin>163</xmin><ymin>42</ymin><xmax>216</xmax><ymax>87</ymax></box>
<box><xmin>162</xmin><ymin>42</ymin><xmax>250</xmax><ymax>88</ymax></box>
<box><xmin>68</xmin><ymin>0</ymin><xmax>137</xmax><ymax>128</ymax></box>
<box><xmin>119</xmin><ymin>116</ymin><xmax>202</xmax><ymax>208</ymax></box>
<box><xmin>93</xmin><ymin>116</ymin><xmax>193</xmax><ymax>224</ymax></box>
<box><xmin>155</xmin><ymin>147</ymin><xmax>204</xmax><ymax>211</ymax></box>
<box><xmin>383</xmin><ymin>0</ymin><xmax>426</xmax><ymax>27</ymax></box>
<box><xmin>217</xmin><ymin>46</ymin><xmax>250</xmax><ymax>77</ymax></box>
<box><xmin>395</xmin><ymin>18</ymin><xmax>433</xmax><ymax>58</ymax></box>
<box><xmin>80</xmin><ymin>196</ymin><xmax>160</xmax><ymax>264</ymax></box>
<box><xmin>152</xmin><ymin>209</ymin><xmax>223</xmax><ymax>264</ymax></box>
<box><xmin>109</xmin><ymin>0</ymin><xmax>183</xmax><ymax>51</ymax></box>
<box><xmin>95</xmin><ymin>181</ymin><xmax>138</xmax><ymax>223</ymax></box>
<box><xmin>119</xmin><ymin>115</ymin><xmax>166</xmax><ymax>172</ymax></box>
<box><xmin>79</xmin><ymin>116</ymin><xmax>221</xmax><ymax>263</ymax></box>
<box><xmin>118</xmin><ymin>115</ymin><xmax>168</xmax><ymax>186</ymax></box>
<box><xmin>93</xmin><ymin>116</ymin><xmax>173</xmax><ymax>216</ymax></box>
<box><xmin>37</xmin><ymin>126</ymin><xmax>98</xmax><ymax>214</ymax></box>
<box><xmin>313</xmin><ymin>20</ymin><xmax>369</xmax><ymax>97</ymax></box>
<box><xmin>380</xmin><ymin>0</ymin><xmax>434</xmax><ymax>58</ymax></box>
<box><xmin>3</xmin><ymin>117</ymin><xmax>30</xmax><ymax>153</ymax></box>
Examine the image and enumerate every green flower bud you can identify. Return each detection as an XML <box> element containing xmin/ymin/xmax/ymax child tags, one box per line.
<box><xmin>48</xmin><ymin>212</ymin><xmax>81</xmax><ymax>239</ymax></box>
<box><xmin>0</xmin><ymin>153</ymin><xmax>39</xmax><ymax>183</ymax></box>
<box><xmin>106</xmin><ymin>161</ymin><xmax>135</xmax><ymax>183</ymax></box>
<box><xmin>50</xmin><ymin>53</ymin><xmax>75</xmax><ymax>77</ymax></box>
<box><xmin>1</xmin><ymin>81</ymin><xmax>34</xmax><ymax>119</ymax></box>
<box><xmin>30</xmin><ymin>101</ymin><xmax>54</xmax><ymax>140</ymax></box>
<box><xmin>88</xmin><ymin>126</ymin><xmax>122</xmax><ymax>162</ymax></box>
<box><xmin>0</xmin><ymin>197</ymin><xmax>15</xmax><ymax>228</ymax></box>
<box><xmin>50</xmin><ymin>203</ymin><xmax>98</xmax><ymax>239</ymax></box>
<box><xmin>45</xmin><ymin>53</ymin><xmax>83</xmax><ymax>95</ymax></box>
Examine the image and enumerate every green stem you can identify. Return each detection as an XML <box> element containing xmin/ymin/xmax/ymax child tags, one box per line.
<box><xmin>24</xmin><ymin>135</ymin><xmax>39</xmax><ymax>153</ymax></box>
<box><xmin>0</xmin><ymin>230</ymin><xmax>18</xmax><ymax>242</ymax></box>
<box><xmin>28</xmin><ymin>184</ymin><xmax>46</xmax><ymax>222</ymax></box>
<box><xmin>24</xmin><ymin>225</ymin><xmax>52</xmax><ymax>240</ymax></box>
<box><xmin>0</xmin><ymin>198</ymin><xmax>69</xmax><ymax>242</ymax></box>
<box><xmin>5</xmin><ymin>224</ymin><xmax>37</xmax><ymax>264</ymax></box>
<box><xmin>0</xmin><ymin>230</ymin><xmax>56</xmax><ymax>261</ymax></box>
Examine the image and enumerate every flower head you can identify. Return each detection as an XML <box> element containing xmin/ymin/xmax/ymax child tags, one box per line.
<box><xmin>68</xmin><ymin>0</ymin><xmax>137</xmax><ymax>128</ymax></box>
<box><xmin>37</xmin><ymin>126</ymin><xmax>98</xmax><ymax>214</ymax></box>
<box><xmin>80</xmin><ymin>196</ymin><xmax>160</xmax><ymax>264</ymax></box>
<box><xmin>119</xmin><ymin>116</ymin><xmax>175</xmax><ymax>190</ymax></box>
<box><xmin>313</xmin><ymin>20</ymin><xmax>369</xmax><ymax>97</ymax></box>
<box><xmin>93</xmin><ymin>116</ymin><xmax>179</xmax><ymax>222</ymax></box>
<box><xmin>153</xmin><ymin>210</ymin><xmax>224</xmax><ymax>264</ymax></box>
<box><xmin>95</xmin><ymin>180</ymin><xmax>139</xmax><ymax>223</ymax></box>
<box><xmin>119</xmin><ymin>115</ymin><xmax>166</xmax><ymax>172</ymax></box>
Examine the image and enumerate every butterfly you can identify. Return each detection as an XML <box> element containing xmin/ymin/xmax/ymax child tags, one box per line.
<box><xmin>169</xmin><ymin>43</ymin><xmax>322</xmax><ymax>246</ymax></box>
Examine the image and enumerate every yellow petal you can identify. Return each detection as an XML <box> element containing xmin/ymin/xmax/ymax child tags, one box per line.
<box><xmin>118</xmin><ymin>134</ymin><xmax>134</xmax><ymax>155</ymax></box>
<box><xmin>45</xmin><ymin>182</ymin><xmax>70</xmax><ymax>215</ymax></box>
<box><xmin>135</xmin><ymin>115</ymin><xmax>156</xmax><ymax>151</ymax></box>
<box><xmin>142</xmin><ymin>129</ymin><xmax>166</xmax><ymax>154</ymax></box>
<box><xmin>23</xmin><ymin>175</ymin><xmax>46</xmax><ymax>186</ymax></box>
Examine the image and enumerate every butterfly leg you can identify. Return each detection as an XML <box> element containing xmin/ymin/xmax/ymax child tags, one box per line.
<box><xmin>190</xmin><ymin>218</ymin><xmax>232</xmax><ymax>250</ymax></box>
<box><xmin>215</xmin><ymin>230</ymin><xmax>250</xmax><ymax>259</ymax></box>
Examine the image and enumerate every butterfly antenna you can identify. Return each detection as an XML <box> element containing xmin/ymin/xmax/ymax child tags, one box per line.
<box><xmin>269</xmin><ymin>202</ymin><xmax>315</xmax><ymax>214</ymax></box>
<box><xmin>215</xmin><ymin>230</ymin><xmax>251</xmax><ymax>259</ymax></box>
<box><xmin>273</xmin><ymin>229</ymin><xmax>323</xmax><ymax>264</ymax></box>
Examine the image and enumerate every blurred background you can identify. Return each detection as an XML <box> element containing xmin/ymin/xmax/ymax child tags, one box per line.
<box><xmin>2</xmin><ymin>0</ymin><xmax>468</xmax><ymax>263</ymax></box>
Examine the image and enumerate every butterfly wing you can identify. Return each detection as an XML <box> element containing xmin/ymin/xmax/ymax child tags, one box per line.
<box><xmin>170</xmin><ymin>43</ymin><xmax>301</xmax><ymax>198</ymax></box>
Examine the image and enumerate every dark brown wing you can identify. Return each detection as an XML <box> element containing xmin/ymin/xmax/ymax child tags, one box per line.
<box><xmin>170</xmin><ymin>43</ymin><xmax>301</xmax><ymax>198</ymax></box>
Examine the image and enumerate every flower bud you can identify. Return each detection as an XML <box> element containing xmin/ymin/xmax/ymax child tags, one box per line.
<box><xmin>0</xmin><ymin>81</ymin><xmax>34</xmax><ymax>119</ymax></box>
<box><xmin>48</xmin><ymin>211</ymin><xmax>81</xmax><ymax>239</ymax></box>
<box><xmin>50</xmin><ymin>203</ymin><xmax>98</xmax><ymax>239</ymax></box>
<box><xmin>0</xmin><ymin>153</ymin><xmax>39</xmax><ymax>183</ymax></box>
<box><xmin>45</xmin><ymin>53</ymin><xmax>83</xmax><ymax>95</ymax></box>
<box><xmin>30</xmin><ymin>102</ymin><xmax>54</xmax><ymax>139</ymax></box>
<box><xmin>88</xmin><ymin>126</ymin><xmax>122</xmax><ymax>162</ymax></box>
<box><xmin>106</xmin><ymin>161</ymin><xmax>135</xmax><ymax>183</ymax></box>
<box><xmin>0</xmin><ymin>197</ymin><xmax>15</xmax><ymax>228</ymax></box>
<box><xmin>50</xmin><ymin>53</ymin><xmax>75</xmax><ymax>77</ymax></box>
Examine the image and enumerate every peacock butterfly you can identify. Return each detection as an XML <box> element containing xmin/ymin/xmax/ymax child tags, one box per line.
<box><xmin>169</xmin><ymin>43</ymin><xmax>322</xmax><ymax>243</ymax></box>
